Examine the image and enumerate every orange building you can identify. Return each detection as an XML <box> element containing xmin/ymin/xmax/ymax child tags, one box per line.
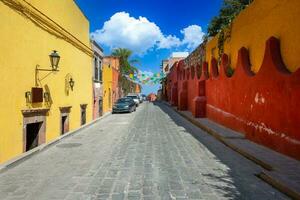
<box><xmin>147</xmin><ymin>93</ymin><xmax>157</xmax><ymax>102</ymax></box>
<box><xmin>135</xmin><ymin>84</ymin><xmax>141</xmax><ymax>94</ymax></box>
<box><xmin>104</xmin><ymin>56</ymin><xmax>120</xmax><ymax>104</ymax></box>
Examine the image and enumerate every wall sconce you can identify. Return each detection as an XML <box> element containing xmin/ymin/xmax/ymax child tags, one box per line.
<box><xmin>44</xmin><ymin>92</ymin><xmax>50</xmax><ymax>102</ymax></box>
<box><xmin>69</xmin><ymin>78</ymin><xmax>75</xmax><ymax>91</ymax></box>
<box><xmin>35</xmin><ymin>50</ymin><xmax>60</xmax><ymax>86</ymax></box>
<box><xmin>25</xmin><ymin>91</ymin><xmax>31</xmax><ymax>103</ymax></box>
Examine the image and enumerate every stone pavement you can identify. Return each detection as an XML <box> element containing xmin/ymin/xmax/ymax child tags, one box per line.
<box><xmin>175</xmin><ymin>106</ymin><xmax>300</xmax><ymax>199</ymax></box>
<box><xmin>0</xmin><ymin>102</ymin><xmax>289</xmax><ymax>200</ymax></box>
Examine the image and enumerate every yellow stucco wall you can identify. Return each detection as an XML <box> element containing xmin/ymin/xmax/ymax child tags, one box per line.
<box><xmin>206</xmin><ymin>0</ymin><xmax>300</xmax><ymax>73</ymax></box>
<box><xmin>0</xmin><ymin>0</ymin><xmax>93</xmax><ymax>163</ymax></box>
<box><xmin>102</xmin><ymin>58</ymin><xmax>113</xmax><ymax>114</ymax></box>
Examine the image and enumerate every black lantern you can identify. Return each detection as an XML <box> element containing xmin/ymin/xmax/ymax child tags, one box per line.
<box><xmin>69</xmin><ymin>78</ymin><xmax>75</xmax><ymax>90</ymax></box>
<box><xmin>49</xmin><ymin>50</ymin><xmax>60</xmax><ymax>70</ymax></box>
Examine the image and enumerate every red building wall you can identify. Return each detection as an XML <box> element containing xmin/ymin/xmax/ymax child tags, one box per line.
<box><xmin>166</xmin><ymin>37</ymin><xmax>300</xmax><ymax>160</ymax></box>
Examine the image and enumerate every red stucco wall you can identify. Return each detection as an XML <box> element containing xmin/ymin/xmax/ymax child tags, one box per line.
<box><xmin>167</xmin><ymin>37</ymin><xmax>300</xmax><ymax>160</ymax></box>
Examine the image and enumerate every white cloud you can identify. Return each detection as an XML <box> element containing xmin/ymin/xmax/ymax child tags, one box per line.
<box><xmin>91</xmin><ymin>12</ymin><xmax>180</xmax><ymax>54</ymax></box>
<box><xmin>181</xmin><ymin>25</ymin><xmax>205</xmax><ymax>49</ymax></box>
<box><xmin>158</xmin><ymin>35</ymin><xmax>181</xmax><ymax>49</ymax></box>
<box><xmin>91</xmin><ymin>12</ymin><xmax>205</xmax><ymax>54</ymax></box>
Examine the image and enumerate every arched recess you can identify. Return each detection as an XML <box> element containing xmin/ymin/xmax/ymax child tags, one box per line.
<box><xmin>221</xmin><ymin>54</ymin><xmax>235</xmax><ymax>77</ymax></box>
<box><xmin>196</xmin><ymin>64</ymin><xmax>202</xmax><ymax>79</ymax></box>
<box><xmin>191</xmin><ymin>66</ymin><xmax>195</xmax><ymax>79</ymax></box>
<box><xmin>257</xmin><ymin>37</ymin><xmax>291</xmax><ymax>75</ymax></box>
<box><xmin>236</xmin><ymin>47</ymin><xmax>255</xmax><ymax>76</ymax></box>
<box><xmin>211</xmin><ymin>58</ymin><xmax>219</xmax><ymax>78</ymax></box>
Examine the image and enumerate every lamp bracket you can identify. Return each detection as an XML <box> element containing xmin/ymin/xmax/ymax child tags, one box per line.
<box><xmin>35</xmin><ymin>65</ymin><xmax>59</xmax><ymax>86</ymax></box>
<box><xmin>36</xmin><ymin>65</ymin><xmax>59</xmax><ymax>72</ymax></box>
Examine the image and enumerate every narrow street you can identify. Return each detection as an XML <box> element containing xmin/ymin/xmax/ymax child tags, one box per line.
<box><xmin>0</xmin><ymin>102</ymin><xmax>288</xmax><ymax>200</ymax></box>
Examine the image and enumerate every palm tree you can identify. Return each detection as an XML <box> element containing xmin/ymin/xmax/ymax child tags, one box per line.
<box><xmin>111</xmin><ymin>48</ymin><xmax>140</xmax><ymax>96</ymax></box>
<box><xmin>111</xmin><ymin>48</ymin><xmax>138</xmax><ymax>75</ymax></box>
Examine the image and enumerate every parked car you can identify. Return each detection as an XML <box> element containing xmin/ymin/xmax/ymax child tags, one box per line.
<box><xmin>138</xmin><ymin>93</ymin><xmax>143</xmax><ymax>103</ymax></box>
<box><xmin>126</xmin><ymin>94</ymin><xmax>140</xmax><ymax>106</ymax></box>
<box><xmin>112</xmin><ymin>98</ymin><xmax>136</xmax><ymax>113</ymax></box>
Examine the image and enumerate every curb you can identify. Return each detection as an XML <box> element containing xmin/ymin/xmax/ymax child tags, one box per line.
<box><xmin>160</xmin><ymin>101</ymin><xmax>300</xmax><ymax>199</ymax></box>
<box><xmin>0</xmin><ymin>112</ymin><xmax>111</xmax><ymax>173</ymax></box>
<box><xmin>257</xmin><ymin>172</ymin><xmax>300</xmax><ymax>200</ymax></box>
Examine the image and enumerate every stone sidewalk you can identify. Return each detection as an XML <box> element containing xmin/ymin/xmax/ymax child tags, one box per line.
<box><xmin>162</xmin><ymin>101</ymin><xmax>300</xmax><ymax>199</ymax></box>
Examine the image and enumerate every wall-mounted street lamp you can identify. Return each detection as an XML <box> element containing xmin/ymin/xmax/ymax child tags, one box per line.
<box><xmin>25</xmin><ymin>91</ymin><xmax>31</xmax><ymax>103</ymax></box>
<box><xmin>69</xmin><ymin>78</ymin><xmax>75</xmax><ymax>91</ymax></box>
<box><xmin>28</xmin><ymin>50</ymin><xmax>61</xmax><ymax>103</ymax></box>
<box><xmin>49</xmin><ymin>50</ymin><xmax>60</xmax><ymax>70</ymax></box>
<box><xmin>35</xmin><ymin>50</ymin><xmax>61</xmax><ymax>86</ymax></box>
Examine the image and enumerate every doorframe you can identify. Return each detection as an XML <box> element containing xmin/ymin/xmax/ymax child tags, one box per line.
<box><xmin>80</xmin><ymin>104</ymin><xmax>87</xmax><ymax>125</ymax></box>
<box><xmin>22</xmin><ymin>109</ymin><xmax>49</xmax><ymax>152</ymax></box>
<box><xmin>98</xmin><ymin>97</ymin><xmax>103</xmax><ymax>117</ymax></box>
<box><xmin>59</xmin><ymin>106</ymin><xmax>71</xmax><ymax>135</ymax></box>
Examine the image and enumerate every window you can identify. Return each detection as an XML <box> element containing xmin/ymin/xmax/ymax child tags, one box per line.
<box><xmin>99</xmin><ymin>59</ymin><xmax>102</xmax><ymax>82</ymax></box>
<box><xmin>94</xmin><ymin>56</ymin><xmax>103</xmax><ymax>82</ymax></box>
<box><xmin>94</xmin><ymin>57</ymin><xmax>99</xmax><ymax>81</ymax></box>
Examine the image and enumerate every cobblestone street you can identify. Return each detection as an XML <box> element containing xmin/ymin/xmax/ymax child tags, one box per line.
<box><xmin>0</xmin><ymin>102</ymin><xmax>289</xmax><ymax>200</ymax></box>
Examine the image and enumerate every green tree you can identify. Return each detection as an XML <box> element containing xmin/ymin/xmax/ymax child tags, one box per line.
<box><xmin>207</xmin><ymin>0</ymin><xmax>253</xmax><ymax>37</ymax></box>
<box><xmin>111</xmin><ymin>48</ymin><xmax>140</xmax><ymax>96</ymax></box>
<box><xmin>207</xmin><ymin>16</ymin><xmax>226</xmax><ymax>37</ymax></box>
<box><xmin>111</xmin><ymin>48</ymin><xmax>138</xmax><ymax>75</ymax></box>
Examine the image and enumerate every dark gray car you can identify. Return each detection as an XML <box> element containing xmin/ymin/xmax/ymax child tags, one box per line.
<box><xmin>112</xmin><ymin>98</ymin><xmax>136</xmax><ymax>113</ymax></box>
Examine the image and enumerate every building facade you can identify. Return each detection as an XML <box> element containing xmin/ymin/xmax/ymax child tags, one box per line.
<box><xmin>110</xmin><ymin>57</ymin><xmax>120</xmax><ymax>104</ymax></box>
<box><xmin>135</xmin><ymin>84</ymin><xmax>141</xmax><ymax>94</ymax></box>
<box><xmin>165</xmin><ymin>0</ymin><xmax>300</xmax><ymax>160</ymax></box>
<box><xmin>102</xmin><ymin>57</ymin><xmax>113</xmax><ymax>114</ymax></box>
<box><xmin>0</xmin><ymin>0</ymin><xmax>93</xmax><ymax>164</ymax></box>
<box><xmin>147</xmin><ymin>93</ymin><xmax>157</xmax><ymax>102</ymax></box>
<box><xmin>91</xmin><ymin>40</ymin><xmax>104</xmax><ymax>119</ymax></box>
<box><xmin>161</xmin><ymin>52</ymin><xmax>188</xmax><ymax>101</ymax></box>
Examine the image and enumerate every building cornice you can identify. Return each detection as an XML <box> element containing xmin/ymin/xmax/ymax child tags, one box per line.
<box><xmin>22</xmin><ymin>108</ymin><xmax>49</xmax><ymax>117</ymax></box>
<box><xmin>1</xmin><ymin>0</ymin><xmax>93</xmax><ymax>57</ymax></box>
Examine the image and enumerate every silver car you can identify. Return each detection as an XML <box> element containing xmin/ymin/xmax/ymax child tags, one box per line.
<box><xmin>126</xmin><ymin>94</ymin><xmax>140</xmax><ymax>106</ymax></box>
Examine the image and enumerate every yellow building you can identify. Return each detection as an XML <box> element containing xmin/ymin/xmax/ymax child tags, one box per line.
<box><xmin>102</xmin><ymin>57</ymin><xmax>113</xmax><ymax>114</ymax></box>
<box><xmin>0</xmin><ymin>0</ymin><xmax>93</xmax><ymax>164</ymax></box>
<box><xmin>205</xmin><ymin>0</ymin><xmax>300</xmax><ymax>73</ymax></box>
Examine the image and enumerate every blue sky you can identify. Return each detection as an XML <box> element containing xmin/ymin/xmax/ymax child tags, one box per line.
<box><xmin>75</xmin><ymin>0</ymin><xmax>222</xmax><ymax>94</ymax></box>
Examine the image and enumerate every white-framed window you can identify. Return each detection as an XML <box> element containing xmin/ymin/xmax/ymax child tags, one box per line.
<box><xmin>98</xmin><ymin>59</ymin><xmax>102</xmax><ymax>82</ymax></box>
<box><xmin>94</xmin><ymin>56</ymin><xmax>102</xmax><ymax>82</ymax></box>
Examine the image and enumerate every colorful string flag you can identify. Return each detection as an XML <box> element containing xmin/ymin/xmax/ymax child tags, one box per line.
<box><xmin>125</xmin><ymin>69</ymin><xmax>166</xmax><ymax>85</ymax></box>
